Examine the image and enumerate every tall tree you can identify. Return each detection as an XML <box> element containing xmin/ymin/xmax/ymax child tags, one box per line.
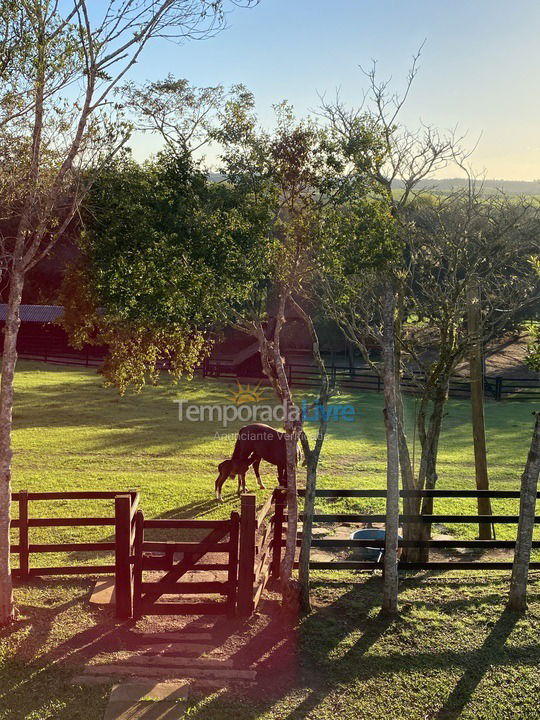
<box><xmin>508</xmin><ymin>413</ymin><xmax>540</xmax><ymax>612</ymax></box>
<box><xmin>0</xmin><ymin>0</ymin><xmax>255</xmax><ymax>626</ymax></box>
<box><xmin>320</xmin><ymin>55</ymin><xmax>539</xmax><ymax>568</ymax></box>
<box><xmin>215</xmin><ymin>99</ymin><xmax>356</xmax><ymax>612</ymax></box>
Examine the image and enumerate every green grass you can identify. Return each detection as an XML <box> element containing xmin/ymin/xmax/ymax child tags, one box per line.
<box><xmin>2</xmin><ymin>573</ymin><xmax>540</xmax><ymax>719</ymax></box>
<box><xmin>9</xmin><ymin>360</ymin><xmax>539</xmax><ymax>550</ymax></box>
<box><xmin>1</xmin><ymin>360</ymin><xmax>539</xmax><ymax>719</ymax></box>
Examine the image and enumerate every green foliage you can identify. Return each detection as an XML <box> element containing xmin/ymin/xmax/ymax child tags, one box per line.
<box><xmin>61</xmin><ymin>150</ymin><xmax>274</xmax><ymax>392</ymax></box>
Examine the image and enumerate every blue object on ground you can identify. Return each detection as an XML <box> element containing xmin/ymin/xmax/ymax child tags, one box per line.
<box><xmin>350</xmin><ymin>528</ymin><xmax>403</xmax><ymax>562</ymax></box>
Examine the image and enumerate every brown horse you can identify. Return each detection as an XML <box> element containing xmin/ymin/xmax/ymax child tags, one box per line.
<box><xmin>214</xmin><ymin>423</ymin><xmax>293</xmax><ymax>502</ymax></box>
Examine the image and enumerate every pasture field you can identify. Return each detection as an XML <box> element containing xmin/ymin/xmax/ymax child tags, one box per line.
<box><xmin>8</xmin><ymin>360</ymin><xmax>539</xmax><ymax>553</ymax></box>
<box><xmin>1</xmin><ymin>360</ymin><xmax>539</xmax><ymax>719</ymax></box>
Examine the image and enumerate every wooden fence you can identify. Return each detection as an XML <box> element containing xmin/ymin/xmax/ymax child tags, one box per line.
<box><xmin>11</xmin><ymin>490</ymin><xmax>139</xmax><ymax>617</ymax></box>
<box><xmin>11</xmin><ymin>488</ymin><xmax>284</xmax><ymax>619</ymax></box>
<box><xmin>12</xmin><ymin>487</ymin><xmax>538</xmax><ymax>618</ymax></box>
<box><xmin>281</xmin><ymin>488</ymin><xmax>540</xmax><ymax>572</ymax></box>
<box><xmin>202</xmin><ymin>358</ymin><xmax>539</xmax><ymax>400</ymax></box>
<box><xmin>132</xmin><ymin>511</ymin><xmax>240</xmax><ymax>618</ymax></box>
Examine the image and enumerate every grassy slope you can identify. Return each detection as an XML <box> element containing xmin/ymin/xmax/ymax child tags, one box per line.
<box><xmin>1</xmin><ymin>361</ymin><xmax>539</xmax><ymax>719</ymax></box>
<box><xmin>10</xmin><ymin>361</ymin><xmax>539</xmax><ymax>548</ymax></box>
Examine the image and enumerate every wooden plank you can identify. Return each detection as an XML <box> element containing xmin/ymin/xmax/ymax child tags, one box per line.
<box><xmin>139</xmin><ymin>581</ymin><xmax>229</xmax><ymax>594</ymax></box>
<box><xmin>237</xmin><ymin>494</ymin><xmax>256</xmax><ymax>616</ymax></box>
<box><xmin>18</xmin><ymin>490</ymin><xmax>29</xmax><ymax>579</ymax></box>
<box><xmin>137</xmin><ymin>602</ymin><xmax>229</xmax><ymax>615</ymax></box>
<box><xmin>115</xmin><ymin>494</ymin><xmax>133</xmax><ymax>619</ymax></box>
<box><xmin>307</xmin><ymin>539</ymin><xmax>540</xmax><ymax>549</ymax></box>
<box><xmin>132</xmin><ymin>510</ymin><xmax>145</xmax><ymax>620</ymax></box>
<box><xmin>143</xmin><ymin>519</ymin><xmax>231</xmax><ymax>530</ymax></box>
<box><xmin>256</xmin><ymin>494</ymin><xmax>274</xmax><ymax>529</ymax></box>
<box><xmin>142</xmin><ymin>540</ymin><xmax>231</xmax><ymax>553</ymax></box>
<box><xmin>29</xmin><ymin>542</ymin><xmax>115</xmax><ymax>552</ymax></box>
<box><xmin>290</xmin><ymin>514</ymin><xmax>537</xmax><ymax>523</ymax></box>
<box><xmin>271</xmin><ymin>491</ymin><xmax>285</xmax><ymax>580</ymax></box>
<box><xmin>141</xmin><ymin>525</ymin><xmax>230</xmax><ymax>604</ymax></box>
<box><xmin>301</xmin><ymin>561</ymin><xmax>540</xmax><ymax>570</ymax></box>
<box><xmin>13</xmin><ymin>491</ymin><xmax>125</xmax><ymax>501</ymax></box>
<box><xmin>26</xmin><ymin>565</ymin><xmax>116</xmax><ymax>575</ymax></box>
<box><xmin>227</xmin><ymin>511</ymin><xmax>240</xmax><ymax>617</ymax></box>
<box><xmin>298</xmin><ymin>489</ymin><xmax>538</xmax><ymax>499</ymax></box>
<box><xmin>26</xmin><ymin>518</ymin><xmax>115</xmax><ymax>527</ymax></box>
<box><xmin>140</xmin><ymin>558</ymin><xmax>230</xmax><ymax>571</ymax></box>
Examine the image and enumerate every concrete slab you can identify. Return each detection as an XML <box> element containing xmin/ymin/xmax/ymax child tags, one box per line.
<box><xmin>103</xmin><ymin>700</ymin><xmax>187</xmax><ymax>720</ymax></box>
<box><xmin>109</xmin><ymin>682</ymin><xmax>190</xmax><ymax>702</ymax></box>
<box><xmin>90</xmin><ymin>578</ymin><xmax>115</xmax><ymax>606</ymax></box>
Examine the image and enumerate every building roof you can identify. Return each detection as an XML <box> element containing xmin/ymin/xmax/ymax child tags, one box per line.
<box><xmin>0</xmin><ymin>304</ymin><xmax>64</xmax><ymax>323</ymax></box>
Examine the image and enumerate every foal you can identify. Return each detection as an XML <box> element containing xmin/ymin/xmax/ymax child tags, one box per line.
<box><xmin>214</xmin><ymin>454</ymin><xmax>263</xmax><ymax>502</ymax></box>
<box><xmin>214</xmin><ymin>423</ymin><xmax>292</xmax><ymax>502</ymax></box>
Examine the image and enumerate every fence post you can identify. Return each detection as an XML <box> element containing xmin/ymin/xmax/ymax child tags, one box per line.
<box><xmin>115</xmin><ymin>494</ymin><xmax>133</xmax><ymax>619</ymax></box>
<box><xmin>495</xmin><ymin>377</ymin><xmax>503</xmax><ymax>402</ymax></box>
<box><xmin>271</xmin><ymin>489</ymin><xmax>285</xmax><ymax>580</ymax></box>
<box><xmin>237</xmin><ymin>493</ymin><xmax>256</xmax><ymax>616</ymax></box>
<box><xmin>19</xmin><ymin>490</ymin><xmax>29</xmax><ymax>580</ymax></box>
<box><xmin>227</xmin><ymin>511</ymin><xmax>240</xmax><ymax>617</ymax></box>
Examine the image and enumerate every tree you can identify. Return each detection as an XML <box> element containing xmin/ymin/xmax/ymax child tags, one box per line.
<box><xmin>61</xmin><ymin>149</ymin><xmax>272</xmax><ymax>393</ymax></box>
<box><xmin>0</xmin><ymin>0</ymin><xmax>255</xmax><ymax>626</ymax></box>
<box><xmin>399</xmin><ymin>187</ymin><xmax>540</xmax><ymax>554</ymax></box>
<box><xmin>508</xmin><ymin>413</ymin><xmax>540</xmax><ymax>612</ymax></box>
<box><xmin>320</xmin><ymin>55</ymin><xmax>540</xmax><ymax>569</ymax></box>
<box><xmin>215</xmin><ymin>99</ymin><xmax>356</xmax><ymax>613</ymax></box>
<box><xmin>318</xmin><ymin>51</ymin><xmax>460</xmax><ymax>599</ymax></box>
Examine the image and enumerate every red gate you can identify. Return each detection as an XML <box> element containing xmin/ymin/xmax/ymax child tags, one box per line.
<box><xmin>132</xmin><ymin>510</ymin><xmax>240</xmax><ymax>618</ymax></box>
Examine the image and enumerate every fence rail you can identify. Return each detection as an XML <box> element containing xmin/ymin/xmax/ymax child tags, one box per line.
<box><xmin>11</xmin><ymin>489</ymin><xmax>139</xmax><ymax>618</ymax></box>
<box><xmin>202</xmin><ymin>358</ymin><xmax>539</xmax><ymax>400</ymax></box>
<box><xmin>286</xmin><ymin>488</ymin><xmax>540</xmax><ymax>572</ymax></box>
<box><xmin>9</xmin><ymin>340</ymin><xmax>539</xmax><ymax>400</ymax></box>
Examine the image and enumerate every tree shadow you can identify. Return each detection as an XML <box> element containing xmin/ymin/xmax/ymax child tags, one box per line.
<box><xmin>434</xmin><ymin>606</ymin><xmax>523</xmax><ymax>720</ymax></box>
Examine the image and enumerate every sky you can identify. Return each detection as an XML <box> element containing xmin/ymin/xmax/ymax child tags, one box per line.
<box><xmin>122</xmin><ymin>0</ymin><xmax>540</xmax><ymax>180</ymax></box>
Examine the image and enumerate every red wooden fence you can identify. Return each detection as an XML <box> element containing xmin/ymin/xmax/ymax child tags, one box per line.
<box><xmin>11</xmin><ymin>490</ymin><xmax>139</xmax><ymax>618</ymax></box>
<box><xmin>11</xmin><ymin>488</ymin><xmax>286</xmax><ymax>619</ymax></box>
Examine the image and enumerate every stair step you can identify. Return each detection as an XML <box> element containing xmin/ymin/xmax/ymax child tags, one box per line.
<box><xmin>86</xmin><ymin>664</ymin><xmax>257</xmax><ymax>681</ymax></box>
<box><xmin>103</xmin><ymin>656</ymin><xmax>234</xmax><ymax>669</ymax></box>
<box><xmin>109</xmin><ymin>681</ymin><xmax>190</xmax><ymax>702</ymax></box>
<box><xmin>130</xmin><ymin>632</ymin><xmax>213</xmax><ymax>643</ymax></box>
<box><xmin>104</xmin><ymin>700</ymin><xmax>187</xmax><ymax>720</ymax></box>
<box><xmin>129</xmin><ymin>643</ymin><xmax>216</xmax><ymax>656</ymax></box>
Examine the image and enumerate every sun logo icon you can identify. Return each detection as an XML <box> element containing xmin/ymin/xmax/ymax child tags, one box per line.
<box><xmin>228</xmin><ymin>380</ymin><xmax>269</xmax><ymax>405</ymax></box>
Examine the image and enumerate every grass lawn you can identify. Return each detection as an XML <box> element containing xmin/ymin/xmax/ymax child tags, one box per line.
<box><xmin>0</xmin><ymin>360</ymin><xmax>539</xmax><ymax>719</ymax></box>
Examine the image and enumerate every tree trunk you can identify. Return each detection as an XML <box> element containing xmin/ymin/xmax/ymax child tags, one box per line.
<box><xmin>507</xmin><ymin>414</ymin><xmax>540</xmax><ymax>612</ymax></box>
<box><xmin>381</xmin><ymin>283</ymin><xmax>400</xmax><ymax>616</ymax></box>
<box><xmin>417</xmin><ymin>380</ymin><xmax>449</xmax><ymax>562</ymax></box>
<box><xmin>0</xmin><ymin>263</ymin><xmax>25</xmax><ymax>625</ymax></box>
<box><xmin>396</xmin><ymin>379</ymin><xmax>422</xmax><ymax>563</ymax></box>
<box><xmin>298</xmin><ymin>454</ymin><xmax>316</xmax><ymax>614</ymax></box>
<box><xmin>281</xmin><ymin>426</ymin><xmax>300</xmax><ymax>612</ymax></box>
<box><xmin>467</xmin><ymin>281</ymin><xmax>493</xmax><ymax>539</ymax></box>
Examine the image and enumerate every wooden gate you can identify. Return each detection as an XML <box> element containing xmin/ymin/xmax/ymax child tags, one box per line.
<box><xmin>132</xmin><ymin>510</ymin><xmax>240</xmax><ymax>618</ymax></box>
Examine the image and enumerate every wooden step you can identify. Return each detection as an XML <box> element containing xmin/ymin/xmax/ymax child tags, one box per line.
<box><xmin>129</xmin><ymin>643</ymin><xmax>218</xmax><ymax>657</ymax></box>
<box><xmin>98</xmin><ymin>655</ymin><xmax>234</xmax><ymax>669</ymax></box>
<box><xmin>85</xmin><ymin>664</ymin><xmax>257</xmax><ymax>681</ymax></box>
<box><xmin>130</xmin><ymin>632</ymin><xmax>213</xmax><ymax>643</ymax></box>
<box><xmin>109</xmin><ymin>681</ymin><xmax>191</xmax><ymax>702</ymax></box>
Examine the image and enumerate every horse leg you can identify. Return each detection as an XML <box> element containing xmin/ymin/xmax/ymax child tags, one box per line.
<box><xmin>215</xmin><ymin>473</ymin><xmax>227</xmax><ymax>503</ymax></box>
<box><xmin>252</xmin><ymin>457</ymin><xmax>265</xmax><ymax>489</ymax></box>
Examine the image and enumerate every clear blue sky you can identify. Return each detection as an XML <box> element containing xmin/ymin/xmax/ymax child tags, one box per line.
<box><xmin>124</xmin><ymin>0</ymin><xmax>540</xmax><ymax>180</ymax></box>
